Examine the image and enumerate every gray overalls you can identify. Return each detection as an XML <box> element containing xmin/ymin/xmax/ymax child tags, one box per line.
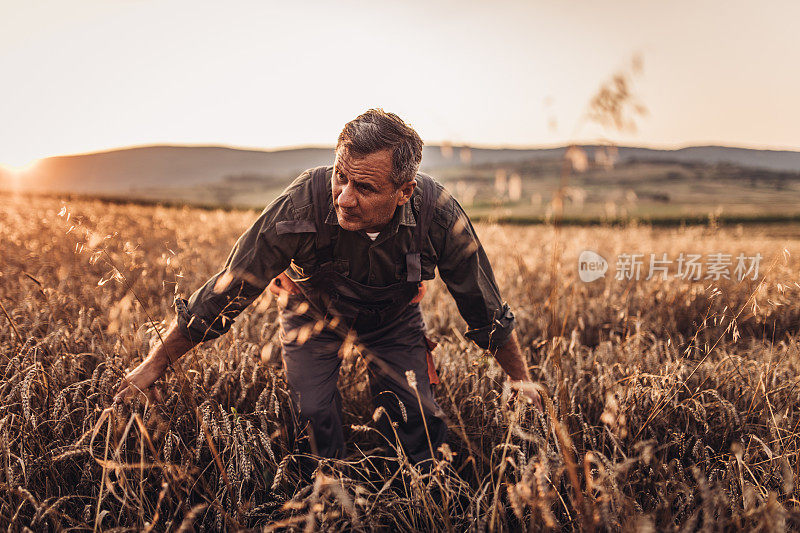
<box><xmin>279</xmin><ymin>167</ymin><xmax>447</xmax><ymax>463</ymax></box>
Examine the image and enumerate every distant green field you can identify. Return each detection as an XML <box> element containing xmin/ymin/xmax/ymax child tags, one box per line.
<box><xmin>437</xmin><ymin>158</ymin><xmax>800</xmax><ymax>222</ymax></box>
<box><xmin>4</xmin><ymin>156</ymin><xmax>799</xmax><ymax>225</ymax></box>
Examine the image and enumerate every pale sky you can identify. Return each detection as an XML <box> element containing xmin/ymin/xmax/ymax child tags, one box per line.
<box><xmin>1</xmin><ymin>0</ymin><xmax>799</xmax><ymax>168</ymax></box>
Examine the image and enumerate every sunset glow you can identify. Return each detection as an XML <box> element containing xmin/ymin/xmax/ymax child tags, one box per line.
<box><xmin>0</xmin><ymin>159</ymin><xmax>39</xmax><ymax>177</ymax></box>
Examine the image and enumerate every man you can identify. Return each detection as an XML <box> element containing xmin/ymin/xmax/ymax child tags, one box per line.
<box><xmin>118</xmin><ymin>109</ymin><xmax>541</xmax><ymax>463</ymax></box>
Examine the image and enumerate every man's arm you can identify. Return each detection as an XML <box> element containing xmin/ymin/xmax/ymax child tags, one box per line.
<box><xmin>491</xmin><ymin>331</ymin><xmax>542</xmax><ymax>410</ymax></box>
<box><xmin>116</xmin><ymin>170</ymin><xmax>316</xmax><ymax>399</ymax></box>
<box><xmin>433</xmin><ymin>190</ymin><xmax>542</xmax><ymax>408</ymax></box>
<box><xmin>491</xmin><ymin>330</ymin><xmax>530</xmax><ymax>382</ymax></box>
<box><xmin>116</xmin><ymin>319</ymin><xmax>195</xmax><ymax>400</ymax></box>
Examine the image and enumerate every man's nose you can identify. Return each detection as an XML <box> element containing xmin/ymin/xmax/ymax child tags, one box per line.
<box><xmin>337</xmin><ymin>183</ymin><xmax>358</xmax><ymax>208</ymax></box>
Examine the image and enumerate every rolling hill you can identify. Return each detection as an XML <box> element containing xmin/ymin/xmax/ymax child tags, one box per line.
<box><xmin>2</xmin><ymin>143</ymin><xmax>799</xmax><ymax>220</ymax></box>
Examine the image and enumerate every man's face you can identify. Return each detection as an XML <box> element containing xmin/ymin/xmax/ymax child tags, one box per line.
<box><xmin>332</xmin><ymin>146</ymin><xmax>415</xmax><ymax>233</ymax></box>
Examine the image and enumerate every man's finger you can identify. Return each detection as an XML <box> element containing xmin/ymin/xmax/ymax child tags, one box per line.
<box><xmin>114</xmin><ymin>378</ymin><xmax>147</xmax><ymax>403</ymax></box>
<box><xmin>150</xmin><ymin>387</ymin><xmax>163</xmax><ymax>403</ymax></box>
<box><xmin>114</xmin><ymin>386</ymin><xmax>130</xmax><ymax>403</ymax></box>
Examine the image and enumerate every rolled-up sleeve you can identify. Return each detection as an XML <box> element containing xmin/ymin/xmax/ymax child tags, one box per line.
<box><xmin>436</xmin><ymin>199</ymin><xmax>515</xmax><ymax>351</ymax></box>
<box><xmin>175</xmin><ymin>186</ymin><xmax>309</xmax><ymax>343</ymax></box>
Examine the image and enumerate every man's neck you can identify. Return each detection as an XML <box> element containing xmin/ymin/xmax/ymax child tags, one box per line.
<box><xmin>359</xmin><ymin>205</ymin><xmax>398</xmax><ymax>234</ymax></box>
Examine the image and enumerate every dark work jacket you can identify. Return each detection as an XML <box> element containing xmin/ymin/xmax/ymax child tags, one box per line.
<box><xmin>176</xmin><ymin>166</ymin><xmax>515</xmax><ymax>350</ymax></box>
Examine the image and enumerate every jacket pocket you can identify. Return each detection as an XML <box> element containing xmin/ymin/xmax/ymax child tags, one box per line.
<box><xmin>332</xmin><ymin>259</ymin><xmax>350</xmax><ymax>276</ymax></box>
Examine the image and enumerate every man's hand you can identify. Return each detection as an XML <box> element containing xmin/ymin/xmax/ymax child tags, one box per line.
<box><xmin>116</xmin><ymin>356</ymin><xmax>167</xmax><ymax>402</ymax></box>
<box><xmin>508</xmin><ymin>380</ymin><xmax>545</xmax><ymax>413</ymax></box>
<box><xmin>115</xmin><ymin>320</ymin><xmax>196</xmax><ymax>402</ymax></box>
<box><xmin>491</xmin><ymin>331</ymin><xmax>544</xmax><ymax>412</ymax></box>
<box><xmin>268</xmin><ymin>272</ymin><xmax>302</xmax><ymax>297</ymax></box>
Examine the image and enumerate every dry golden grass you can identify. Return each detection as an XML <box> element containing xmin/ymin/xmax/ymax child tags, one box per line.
<box><xmin>1</xmin><ymin>193</ymin><xmax>800</xmax><ymax>531</ymax></box>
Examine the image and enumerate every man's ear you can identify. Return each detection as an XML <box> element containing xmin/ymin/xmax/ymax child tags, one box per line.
<box><xmin>396</xmin><ymin>179</ymin><xmax>417</xmax><ymax>206</ymax></box>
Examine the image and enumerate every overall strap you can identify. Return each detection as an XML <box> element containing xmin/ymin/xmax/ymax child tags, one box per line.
<box><xmin>311</xmin><ymin>166</ymin><xmax>334</xmax><ymax>262</ymax></box>
<box><xmin>405</xmin><ymin>174</ymin><xmax>437</xmax><ymax>282</ymax></box>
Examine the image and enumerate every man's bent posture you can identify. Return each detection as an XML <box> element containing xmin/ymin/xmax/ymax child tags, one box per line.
<box><xmin>118</xmin><ymin>109</ymin><xmax>541</xmax><ymax>463</ymax></box>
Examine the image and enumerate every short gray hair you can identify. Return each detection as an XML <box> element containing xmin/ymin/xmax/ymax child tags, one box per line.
<box><xmin>336</xmin><ymin>109</ymin><xmax>424</xmax><ymax>188</ymax></box>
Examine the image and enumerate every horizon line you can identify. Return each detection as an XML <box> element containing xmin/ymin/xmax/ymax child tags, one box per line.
<box><xmin>7</xmin><ymin>139</ymin><xmax>800</xmax><ymax>166</ymax></box>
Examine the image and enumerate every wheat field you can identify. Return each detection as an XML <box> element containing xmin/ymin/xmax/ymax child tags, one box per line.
<box><xmin>1</xmin><ymin>193</ymin><xmax>799</xmax><ymax>531</ymax></box>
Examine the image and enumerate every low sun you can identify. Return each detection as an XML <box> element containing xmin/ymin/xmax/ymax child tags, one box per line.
<box><xmin>0</xmin><ymin>159</ymin><xmax>40</xmax><ymax>176</ymax></box>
